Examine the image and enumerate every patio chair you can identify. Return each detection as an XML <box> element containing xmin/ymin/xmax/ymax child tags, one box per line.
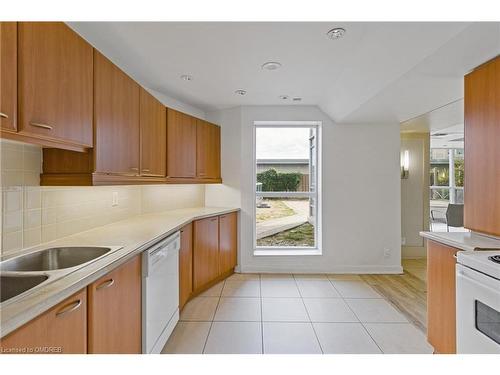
<box><xmin>430</xmin><ymin>204</ymin><xmax>464</xmax><ymax>231</ymax></box>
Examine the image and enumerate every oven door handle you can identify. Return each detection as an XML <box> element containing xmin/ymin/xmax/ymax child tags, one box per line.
<box><xmin>457</xmin><ymin>269</ymin><xmax>500</xmax><ymax>295</ymax></box>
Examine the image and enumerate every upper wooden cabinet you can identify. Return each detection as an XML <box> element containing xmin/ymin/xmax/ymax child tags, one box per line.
<box><xmin>17</xmin><ymin>22</ymin><xmax>93</xmax><ymax>148</ymax></box>
<box><xmin>94</xmin><ymin>50</ymin><xmax>140</xmax><ymax>176</ymax></box>
<box><xmin>0</xmin><ymin>22</ymin><xmax>17</xmax><ymax>132</ymax></box>
<box><xmin>196</xmin><ymin>119</ymin><xmax>221</xmax><ymax>179</ymax></box>
<box><xmin>219</xmin><ymin>212</ymin><xmax>238</xmax><ymax>276</ymax></box>
<box><xmin>17</xmin><ymin>23</ymin><xmax>222</xmax><ymax>186</ymax></box>
<box><xmin>464</xmin><ymin>56</ymin><xmax>500</xmax><ymax>237</ymax></box>
<box><xmin>193</xmin><ymin>216</ymin><xmax>220</xmax><ymax>292</ymax></box>
<box><xmin>167</xmin><ymin>109</ymin><xmax>197</xmax><ymax>178</ymax></box>
<box><xmin>140</xmin><ymin>88</ymin><xmax>166</xmax><ymax>177</ymax></box>
<box><xmin>88</xmin><ymin>255</ymin><xmax>142</xmax><ymax>354</ymax></box>
<box><xmin>0</xmin><ymin>289</ymin><xmax>87</xmax><ymax>354</ymax></box>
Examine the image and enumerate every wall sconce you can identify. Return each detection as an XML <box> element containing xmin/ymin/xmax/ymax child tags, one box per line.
<box><xmin>401</xmin><ymin>150</ymin><xmax>410</xmax><ymax>179</ymax></box>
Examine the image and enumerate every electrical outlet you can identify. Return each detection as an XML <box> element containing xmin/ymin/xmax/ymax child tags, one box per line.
<box><xmin>112</xmin><ymin>192</ymin><xmax>118</xmax><ymax>207</ymax></box>
<box><xmin>383</xmin><ymin>248</ymin><xmax>391</xmax><ymax>258</ymax></box>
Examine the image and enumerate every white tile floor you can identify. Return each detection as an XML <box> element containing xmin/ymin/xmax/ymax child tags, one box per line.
<box><xmin>162</xmin><ymin>273</ymin><xmax>434</xmax><ymax>354</ymax></box>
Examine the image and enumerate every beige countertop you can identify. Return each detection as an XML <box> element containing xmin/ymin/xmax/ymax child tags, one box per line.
<box><xmin>420</xmin><ymin>231</ymin><xmax>500</xmax><ymax>252</ymax></box>
<box><xmin>0</xmin><ymin>206</ymin><xmax>239</xmax><ymax>338</ymax></box>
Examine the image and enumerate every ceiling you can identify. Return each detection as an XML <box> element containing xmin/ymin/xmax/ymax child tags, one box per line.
<box><xmin>430</xmin><ymin>123</ymin><xmax>464</xmax><ymax>149</ymax></box>
<box><xmin>400</xmin><ymin>99</ymin><xmax>464</xmax><ymax>133</ymax></box>
<box><xmin>68</xmin><ymin>22</ymin><xmax>500</xmax><ymax>124</ymax></box>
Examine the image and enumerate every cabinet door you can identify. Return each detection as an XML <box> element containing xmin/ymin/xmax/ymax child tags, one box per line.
<box><xmin>193</xmin><ymin>216</ymin><xmax>219</xmax><ymax>291</ymax></box>
<box><xmin>140</xmin><ymin>88</ymin><xmax>166</xmax><ymax>177</ymax></box>
<box><xmin>179</xmin><ymin>223</ymin><xmax>193</xmax><ymax>309</ymax></box>
<box><xmin>219</xmin><ymin>212</ymin><xmax>237</xmax><ymax>276</ymax></box>
<box><xmin>94</xmin><ymin>51</ymin><xmax>140</xmax><ymax>175</ymax></box>
<box><xmin>88</xmin><ymin>255</ymin><xmax>142</xmax><ymax>354</ymax></box>
<box><xmin>0</xmin><ymin>22</ymin><xmax>17</xmax><ymax>132</ymax></box>
<box><xmin>167</xmin><ymin>109</ymin><xmax>197</xmax><ymax>178</ymax></box>
<box><xmin>0</xmin><ymin>289</ymin><xmax>87</xmax><ymax>354</ymax></box>
<box><xmin>196</xmin><ymin>120</ymin><xmax>221</xmax><ymax>179</ymax></box>
<box><xmin>18</xmin><ymin>22</ymin><xmax>93</xmax><ymax>147</ymax></box>
<box><xmin>464</xmin><ymin>56</ymin><xmax>500</xmax><ymax>237</ymax></box>
<box><xmin>427</xmin><ymin>240</ymin><xmax>459</xmax><ymax>354</ymax></box>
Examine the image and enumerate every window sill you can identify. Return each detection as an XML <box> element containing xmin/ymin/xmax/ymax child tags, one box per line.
<box><xmin>253</xmin><ymin>248</ymin><xmax>322</xmax><ymax>256</ymax></box>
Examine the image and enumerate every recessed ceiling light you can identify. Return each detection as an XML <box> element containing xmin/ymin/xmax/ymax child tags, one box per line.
<box><xmin>292</xmin><ymin>97</ymin><xmax>302</xmax><ymax>102</ymax></box>
<box><xmin>326</xmin><ymin>27</ymin><xmax>346</xmax><ymax>40</ymax></box>
<box><xmin>279</xmin><ymin>95</ymin><xmax>289</xmax><ymax>100</ymax></box>
<box><xmin>180</xmin><ymin>74</ymin><xmax>193</xmax><ymax>81</ymax></box>
<box><xmin>235</xmin><ymin>89</ymin><xmax>247</xmax><ymax>96</ymax></box>
<box><xmin>262</xmin><ymin>62</ymin><xmax>282</xmax><ymax>71</ymax></box>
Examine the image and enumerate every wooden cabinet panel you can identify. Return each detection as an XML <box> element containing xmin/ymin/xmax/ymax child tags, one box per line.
<box><xmin>17</xmin><ymin>22</ymin><xmax>93</xmax><ymax>147</ymax></box>
<box><xmin>427</xmin><ymin>240</ymin><xmax>459</xmax><ymax>354</ymax></box>
<box><xmin>94</xmin><ymin>50</ymin><xmax>140</xmax><ymax>175</ymax></box>
<box><xmin>179</xmin><ymin>223</ymin><xmax>193</xmax><ymax>310</ymax></box>
<box><xmin>464</xmin><ymin>56</ymin><xmax>500</xmax><ymax>237</ymax></box>
<box><xmin>140</xmin><ymin>88</ymin><xmax>166</xmax><ymax>177</ymax></box>
<box><xmin>219</xmin><ymin>212</ymin><xmax>237</xmax><ymax>276</ymax></box>
<box><xmin>88</xmin><ymin>255</ymin><xmax>142</xmax><ymax>354</ymax></box>
<box><xmin>0</xmin><ymin>22</ymin><xmax>17</xmax><ymax>132</ymax></box>
<box><xmin>196</xmin><ymin>120</ymin><xmax>221</xmax><ymax>179</ymax></box>
<box><xmin>193</xmin><ymin>216</ymin><xmax>220</xmax><ymax>291</ymax></box>
<box><xmin>0</xmin><ymin>289</ymin><xmax>87</xmax><ymax>354</ymax></box>
<box><xmin>167</xmin><ymin>109</ymin><xmax>197</xmax><ymax>178</ymax></box>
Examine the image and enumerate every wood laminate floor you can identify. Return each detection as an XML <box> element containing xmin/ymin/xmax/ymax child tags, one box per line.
<box><xmin>361</xmin><ymin>259</ymin><xmax>427</xmax><ymax>333</ymax></box>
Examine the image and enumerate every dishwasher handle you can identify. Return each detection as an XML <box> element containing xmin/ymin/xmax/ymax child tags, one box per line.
<box><xmin>143</xmin><ymin>232</ymin><xmax>180</xmax><ymax>277</ymax></box>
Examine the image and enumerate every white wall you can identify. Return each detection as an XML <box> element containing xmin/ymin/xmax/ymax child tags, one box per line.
<box><xmin>204</xmin><ymin>107</ymin><xmax>242</xmax><ymax>208</ymax></box>
<box><xmin>207</xmin><ymin>105</ymin><xmax>402</xmax><ymax>274</ymax></box>
<box><xmin>401</xmin><ymin>133</ymin><xmax>430</xmax><ymax>258</ymax></box>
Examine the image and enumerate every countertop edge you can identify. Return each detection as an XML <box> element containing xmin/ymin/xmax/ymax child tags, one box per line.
<box><xmin>420</xmin><ymin>231</ymin><xmax>500</xmax><ymax>252</ymax></box>
<box><xmin>420</xmin><ymin>231</ymin><xmax>475</xmax><ymax>251</ymax></box>
<box><xmin>0</xmin><ymin>207</ymin><xmax>240</xmax><ymax>338</ymax></box>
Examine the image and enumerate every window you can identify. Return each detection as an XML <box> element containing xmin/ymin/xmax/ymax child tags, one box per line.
<box><xmin>430</xmin><ymin>148</ymin><xmax>464</xmax><ymax>204</ymax></box>
<box><xmin>253</xmin><ymin>122</ymin><xmax>321</xmax><ymax>253</ymax></box>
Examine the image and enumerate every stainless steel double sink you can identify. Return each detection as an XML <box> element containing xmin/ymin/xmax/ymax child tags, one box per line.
<box><xmin>0</xmin><ymin>246</ymin><xmax>122</xmax><ymax>304</ymax></box>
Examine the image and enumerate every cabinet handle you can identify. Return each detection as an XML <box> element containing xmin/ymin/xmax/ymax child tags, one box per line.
<box><xmin>96</xmin><ymin>278</ymin><xmax>115</xmax><ymax>290</ymax></box>
<box><xmin>210</xmin><ymin>218</ymin><xmax>217</xmax><ymax>222</ymax></box>
<box><xmin>0</xmin><ymin>112</ymin><xmax>8</xmax><ymax>119</ymax></box>
<box><xmin>29</xmin><ymin>122</ymin><xmax>53</xmax><ymax>130</ymax></box>
<box><xmin>142</xmin><ymin>169</ymin><xmax>150</xmax><ymax>172</ymax></box>
<box><xmin>55</xmin><ymin>299</ymin><xmax>82</xmax><ymax>317</ymax></box>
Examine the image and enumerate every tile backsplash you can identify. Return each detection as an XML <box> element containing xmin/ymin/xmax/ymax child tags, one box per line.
<box><xmin>0</xmin><ymin>139</ymin><xmax>205</xmax><ymax>256</ymax></box>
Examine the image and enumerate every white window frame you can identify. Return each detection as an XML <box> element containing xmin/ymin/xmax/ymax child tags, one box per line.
<box><xmin>252</xmin><ymin>121</ymin><xmax>322</xmax><ymax>255</ymax></box>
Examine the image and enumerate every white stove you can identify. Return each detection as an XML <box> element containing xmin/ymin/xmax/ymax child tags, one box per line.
<box><xmin>456</xmin><ymin>250</ymin><xmax>500</xmax><ymax>353</ymax></box>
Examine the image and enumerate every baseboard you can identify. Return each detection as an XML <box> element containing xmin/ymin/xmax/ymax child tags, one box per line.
<box><xmin>239</xmin><ymin>264</ymin><xmax>404</xmax><ymax>274</ymax></box>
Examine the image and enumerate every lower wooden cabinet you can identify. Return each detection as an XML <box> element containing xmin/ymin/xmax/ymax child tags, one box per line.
<box><xmin>427</xmin><ymin>240</ymin><xmax>460</xmax><ymax>354</ymax></box>
<box><xmin>219</xmin><ymin>212</ymin><xmax>238</xmax><ymax>276</ymax></box>
<box><xmin>88</xmin><ymin>255</ymin><xmax>142</xmax><ymax>354</ymax></box>
<box><xmin>191</xmin><ymin>213</ymin><xmax>238</xmax><ymax>296</ymax></box>
<box><xmin>0</xmin><ymin>289</ymin><xmax>87</xmax><ymax>354</ymax></box>
<box><xmin>179</xmin><ymin>223</ymin><xmax>193</xmax><ymax>310</ymax></box>
<box><xmin>193</xmin><ymin>216</ymin><xmax>220</xmax><ymax>292</ymax></box>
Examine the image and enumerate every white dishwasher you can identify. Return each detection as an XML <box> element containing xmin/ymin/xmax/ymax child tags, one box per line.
<box><xmin>142</xmin><ymin>231</ymin><xmax>180</xmax><ymax>354</ymax></box>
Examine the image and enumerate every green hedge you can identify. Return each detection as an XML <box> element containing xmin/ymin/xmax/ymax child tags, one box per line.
<box><xmin>257</xmin><ymin>169</ymin><xmax>301</xmax><ymax>192</ymax></box>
